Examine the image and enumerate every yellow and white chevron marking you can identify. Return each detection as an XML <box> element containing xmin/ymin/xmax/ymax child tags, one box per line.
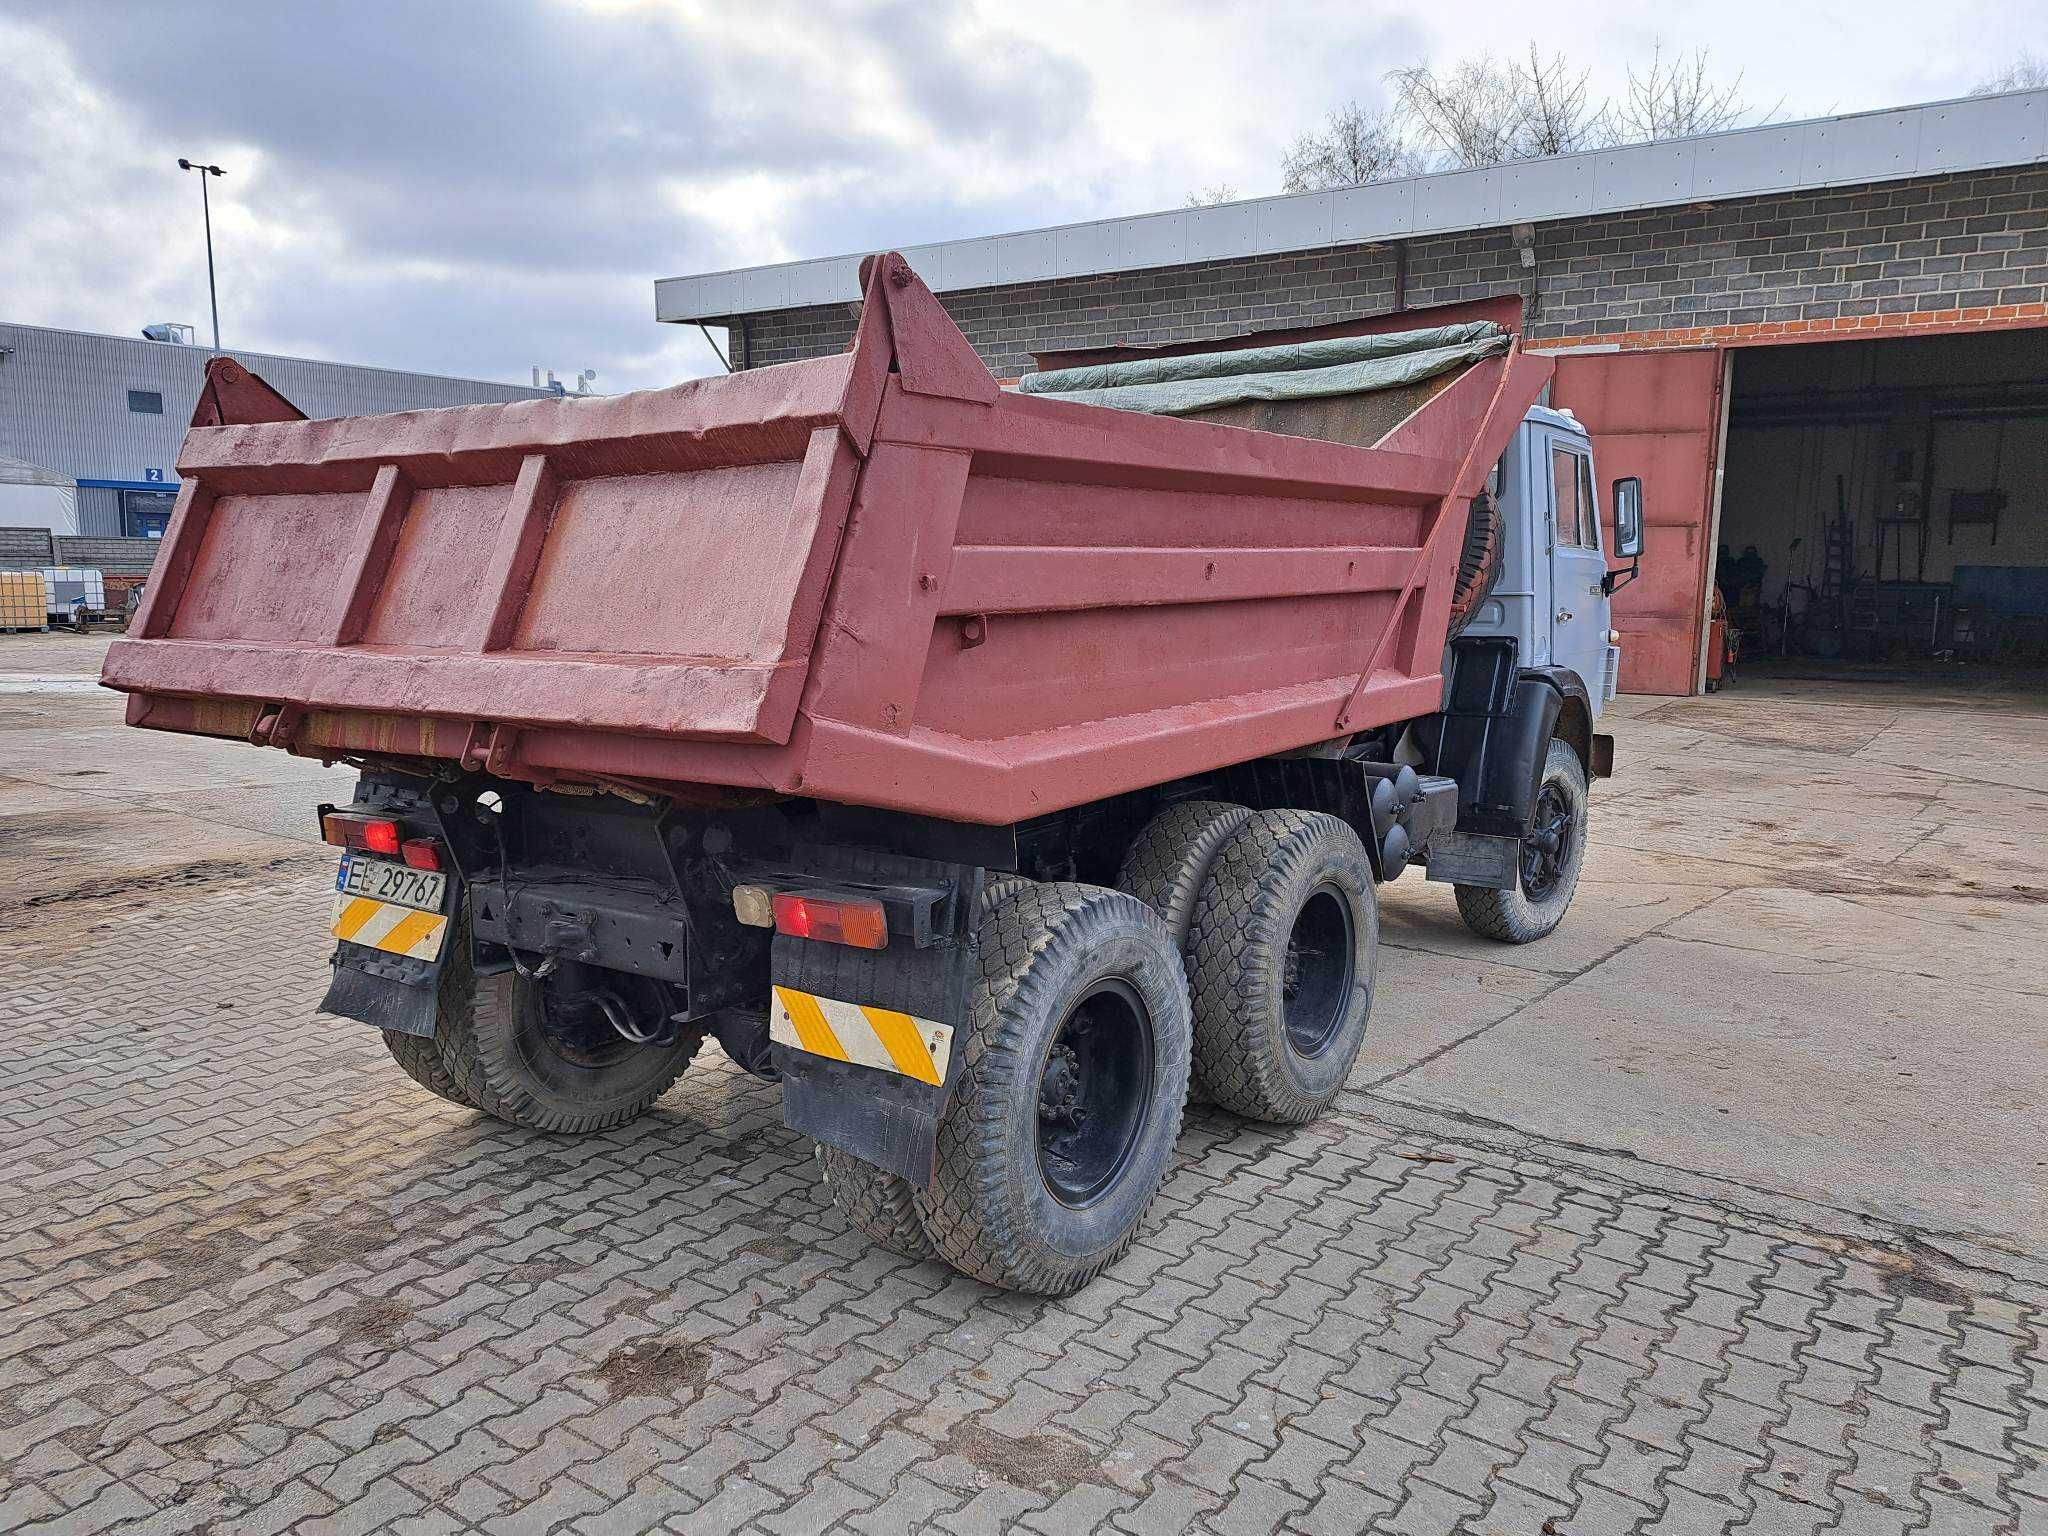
<box><xmin>330</xmin><ymin>893</ymin><xmax>449</xmax><ymax>961</ymax></box>
<box><xmin>769</xmin><ymin>985</ymin><xmax>952</xmax><ymax>1086</ymax></box>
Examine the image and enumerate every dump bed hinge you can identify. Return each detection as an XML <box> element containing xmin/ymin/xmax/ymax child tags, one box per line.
<box><xmin>460</xmin><ymin>722</ymin><xmax>517</xmax><ymax>777</ymax></box>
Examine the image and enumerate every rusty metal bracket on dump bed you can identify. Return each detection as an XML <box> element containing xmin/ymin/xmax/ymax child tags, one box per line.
<box><xmin>460</xmin><ymin>723</ymin><xmax>518</xmax><ymax>778</ymax></box>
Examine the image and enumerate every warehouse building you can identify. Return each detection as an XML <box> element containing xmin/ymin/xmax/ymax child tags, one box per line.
<box><xmin>658</xmin><ymin>88</ymin><xmax>2048</xmax><ymax>694</ymax></box>
<box><xmin>0</xmin><ymin>324</ymin><xmax>549</xmax><ymax>542</ymax></box>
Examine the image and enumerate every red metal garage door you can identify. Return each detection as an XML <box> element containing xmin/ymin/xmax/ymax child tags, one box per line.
<box><xmin>1550</xmin><ymin>350</ymin><xmax>1722</xmax><ymax>695</ymax></box>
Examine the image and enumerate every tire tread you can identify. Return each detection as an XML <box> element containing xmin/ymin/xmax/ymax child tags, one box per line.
<box><xmin>1185</xmin><ymin>810</ymin><xmax>1376</xmax><ymax>1124</ymax></box>
<box><xmin>915</xmin><ymin>882</ymin><xmax>1188</xmax><ymax>1296</ymax></box>
<box><xmin>818</xmin><ymin>1145</ymin><xmax>937</xmax><ymax>1259</ymax></box>
<box><xmin>433</xmin><ymin>938</ymin><xmax>698</xmax><ymax>1134</ymax></box>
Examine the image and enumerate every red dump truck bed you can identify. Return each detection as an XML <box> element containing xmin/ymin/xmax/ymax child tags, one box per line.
<box><xmin>102</xmin><ymin>253</ymin><xmax>1551</xmax><ymax>825</ymax></box>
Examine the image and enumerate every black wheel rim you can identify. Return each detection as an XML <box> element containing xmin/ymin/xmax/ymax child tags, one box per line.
<box><xmin>1521</xmin><ymin>783</ymin><xmax>1574</xmax><ymax>901</ymax></box>
<box><xmin>1036</xmin><ymin>979</ymin><xmax>1155</xmax><ymax>1208</ymax></box>
<box><xmin>1283</xmin><ymin>884</ymin><xmax>1355</xmax><ymax>1059</ymax></box>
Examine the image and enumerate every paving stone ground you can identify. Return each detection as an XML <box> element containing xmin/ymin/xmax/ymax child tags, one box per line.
<box><xmin>4</xmin><ymin>639</ymin><xmax>2046</xmax><ymax>1533</ymax></box>
<box><xmin>4</xmin><ymin>868</ymin><xmax>2044</xmax><ymax>1536</ymax></box>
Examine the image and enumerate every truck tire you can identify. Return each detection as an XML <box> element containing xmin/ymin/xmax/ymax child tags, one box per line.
<box><xmin>433</xmin><ymin>942</ymin><xmax>700</xmax><ymax>1134</ymax></box>
<box><xmin>1117</xmin><ymin>800</ymin><xmax>1255</xmax><ymax>952</ymax></box>
<box><xmin>1185</xmin><ymin>811</ymin><xmax>1379</xmax><ymax>1124</ymax></box>
<box><xmin>916</xmin><ymin>883</ymin><xmax>1190</xmax><ymax>1296</ymax></box>
<box><xmin>1446</xmin><ymin>493</ymin><xmax>1503</xmax><ymax>637</ymax></box>
<box><xmin>1455</xmin><ymin>738</ymin><xmax>1588</xmax><ymax>944</ymax></box>
<box><xmin>817</xmin><ymin>1145</ymin><xmax>938</xmax><ymax>1260</ymax></box>
<box><xmin>810</xmin><ymin>875</ymin><xmax>1027</xmax><ymax>1262</ymax></box>
<box><xmin>381</xmin><ymin>1028</ymin><xmax>477</xmax><ymax>1110</ymax></box>
<box><xmin>379</xmin><ymin>926</ymin><xmax>510</xmax><ymax>1109</ymax></box>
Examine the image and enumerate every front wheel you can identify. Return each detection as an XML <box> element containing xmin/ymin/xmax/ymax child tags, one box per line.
<box><xmin>916</xmin><ymin>883</ymin><xmax>1191</xmax><ymax>1297</ymax></box>
<box><xmin>1455</xmin><ymin>738</ymin><xmax>1589</xmax><ymax>944</ymax></box>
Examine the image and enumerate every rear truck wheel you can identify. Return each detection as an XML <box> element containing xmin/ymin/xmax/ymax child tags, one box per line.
<box><xmin>1185</xmin><ymin>810</ymin><xmax>1379</xmax><ymax>1124</ymax></box>
<box><xmin>380</xmin><ymin>926</ymin><xmax>488</xmax><ymax>1109</ymax></box>
<box><xmin>916</xmin><ymin>882</ymin><xmax>1191</xmax><ymax>1296</ymax></box>
<box><xmin>434</xmin><ymin>946</ymin><xmax>701</xmax><ymax>1134</ymax></box>
<box><xmin>1454</xmin><ymin>738</ymin><xmax>1589</xmax><ymax>944</ymax></box>
<box><xmin>810</xmin><ymin>876</ymin><xmax>1027</xmax><ymax>1261</ymax></box>
<box><xmin>817</xmin><ymin>1145</ymin><xmax>938</xmax><ymax>1260</ymax></box>
<box><xmin>1116</xmin><ymin>800</ymin><xmax>1256</xmax><ymax>951</ymax></box>
<box><xmin>381</xmin><ymin>1028</ymin><xmax>477</xmax><ymax>1109</ymax></box>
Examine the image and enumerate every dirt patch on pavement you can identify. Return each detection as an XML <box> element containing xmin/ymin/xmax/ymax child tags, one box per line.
<box><xmin>330</xmin><ymin>1297</ymin><xmax>417</xmax><ymax>1347</ymax></box>
<box><xmin>4</xmin><ymin>852</ymin><xmax>327</xmax><ymax>913</ymax></box>
<box><xmin>944</xmin><ymin>1422</ymin><xmax>1107</xmax><ymax>1493</ymax></box>
<box><xmin>594</xmin><ymin>1338</ymin><xmax>711</xmax><ymax>1398</ymax></box>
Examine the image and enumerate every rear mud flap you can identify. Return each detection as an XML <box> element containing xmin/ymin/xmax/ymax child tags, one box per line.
<box><xmin>319</xmin><ymin>939</ymin><xmax>448</xmax><ymax>1038</ymax></box>
<box><xmin>770</xmin><ymin>929</ymin><xmax>975</xmax><ymax>1187</ymax></box>
<box><xmin>779</xmin><ymin>1052</ymin><xmax>951</xmax><ymax>1187</ymax></box>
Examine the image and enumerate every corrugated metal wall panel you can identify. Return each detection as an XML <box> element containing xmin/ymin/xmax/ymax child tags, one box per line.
<box><xmin>74</xmin><ymin>486</ymin><xmax>123</xmax><ymax>536</ymax></box>
<box><xmin>0</xmin><ymin>324</ymin><xmax>551</xmax><ymax>486</ymax></box>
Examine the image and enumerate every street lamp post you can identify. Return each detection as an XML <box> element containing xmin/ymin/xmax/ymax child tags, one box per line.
<box><xmin>176</xmin><ymin>158</ymin><xmax>225</xmax><ymax>352</ymax></box>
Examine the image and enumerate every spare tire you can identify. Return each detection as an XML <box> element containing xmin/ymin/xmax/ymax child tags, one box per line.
<box><xmin>1446</xmin><ymin>492</ymin><xmax>1503</xmax><ymax>637</ymax></box>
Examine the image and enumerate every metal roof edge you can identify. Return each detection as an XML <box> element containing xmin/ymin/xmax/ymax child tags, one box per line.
<box><xmin>656</xmin><ymin>87</ymin><xmax>2048</xmax><ymax>323</ymax></box>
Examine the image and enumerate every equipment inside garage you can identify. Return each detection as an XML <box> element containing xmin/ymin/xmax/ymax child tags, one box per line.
<box><xmin>1717</xmin><ymin>329</ymin><xmax>2048</xmax><ymax>677</ymax></box>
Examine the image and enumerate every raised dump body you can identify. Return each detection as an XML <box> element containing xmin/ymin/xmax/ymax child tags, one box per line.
<box><xmin>103</xmin><ymin>253</ymin><xmax>1550</xmax><ymax>825</ymax></box>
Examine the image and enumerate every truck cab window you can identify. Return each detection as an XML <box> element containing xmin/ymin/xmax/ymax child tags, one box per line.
<box><xmin>1576</xmin><ymin>453</ymin><xmax>1600</xmax><ymax>552</ymax></box>
<box><xmin>1550</xmin><ymin>445</ymin><xmax>1596</xmax><ymax>550</ymax></box>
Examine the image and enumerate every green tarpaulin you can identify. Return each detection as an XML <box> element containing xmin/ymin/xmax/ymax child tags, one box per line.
<box><xmin>1012</xmin><ymin>320</ymin><xmax>1509</xmax><ymax>418</ymax></box>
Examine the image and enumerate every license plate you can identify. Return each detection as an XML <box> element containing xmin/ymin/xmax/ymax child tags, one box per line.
<box><xmin>336</xmin><ymin>853</ymin><xmax>446</xmax><ymax>912</ymax></box>
<box><xmin>332</xmin><ymin>855</ymin><xmax>451</xmax><ymax>962</ymax></box>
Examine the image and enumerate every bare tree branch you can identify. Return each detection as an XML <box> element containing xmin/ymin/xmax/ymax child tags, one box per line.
<box><xmin>1183</xmin><ymin>183</ymin><xmax>1239</xmax><ymax>208</ymax></box>
<box><xmin>1387</xmin><ymin>48</ymin><xmax>1606</xmax><ymax>169</ymax></box>
<box><xmin>1388</xmin><ymin>54</ymin><xmax>1525</xmax><ymax>167</ymax></box>
<box><xmin>1273</xmin><ymin>44</ymin><xmax>1770</xmax><ymax>194</ymax></box>
<box><xmin>1974</xmin><ymin>52</ymin><xmax>2048</xmax><ymax>94</ymax></box>
<box><xmin>1606</xmin><ymin>45</ymin><xmax>1767</xmax><ymax>143</ymax></box>
<box><xmin>1514</xmin><ymin>44</ymin><xmax>1605</xmax><ymax>157</ymax></box>
<box><xmin>1280</xmin><ymin>102</ymin><xmax>1424</xmax><ymax>191</ymax></box>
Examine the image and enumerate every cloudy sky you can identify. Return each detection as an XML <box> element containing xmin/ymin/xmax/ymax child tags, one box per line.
<box><xmin>2</xmin><ymin>0</ymin><xmax>2039</xmax><ymax>390</ymax></box>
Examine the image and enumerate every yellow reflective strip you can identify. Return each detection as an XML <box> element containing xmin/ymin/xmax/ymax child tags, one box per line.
<box><xmin>774</xmin><ymin>986</ymin><xmax>848</xmax><ymax>1061</ymax></box>
<box><xmin>404</xmin><ymin>916</ymin><xmax>448</xmax><ymax>959</ymax></box>
<box><xmin>859</xmin><ymin>1005</ymin><xmax>941</xmax><ymax>1085</ymax></box>
<box><xmin>333</xmin><ymin>897</ymin><xmax>381</xmax><ymax>941</ymax></box>
<box><xmin>376</xmin><ymin>909</ymin><xmax>441</xmax><ymax>956</ymax></box>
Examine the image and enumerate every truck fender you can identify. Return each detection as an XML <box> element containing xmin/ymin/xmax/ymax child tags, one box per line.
<box><xmin>1520</xmin><ymin>666</ymin><xmax>1593</xmax><ymax>774</ymax></box>
<box><xmin>1417</xmin><ymin>641</ymin><xmax>1563</xmax><ymax>841</ymax></box>
<box><xmin>1516</xmin><ymin>667</ymin><xmax>1614</xmax><ymax>780</ymax></box>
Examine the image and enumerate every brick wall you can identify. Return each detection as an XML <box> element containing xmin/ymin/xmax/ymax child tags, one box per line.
<box><xmin>52</xmin><ymin>536</ymin><xmax>162</xmax><ymax>574</ymax></box>
<box><xmin>730</xmin><ymin>166</ymin><xmax>2048</xmax><ymax>376</ymax></box>
<box><xmin>0</xmin><ymin>526</ymin><xmax>57</xmax><ymax>566</ymax></box>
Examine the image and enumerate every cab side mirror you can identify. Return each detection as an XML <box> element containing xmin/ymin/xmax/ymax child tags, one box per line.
<box><xmin>1612</xmin><ymin>477</ymin><xmax>1644</xmax><ymax>559</ymax></box>
<box><xmin>1603</xmin><ymin>477</ymin><xmax>1644</xmax><ymax>595</ymax></box>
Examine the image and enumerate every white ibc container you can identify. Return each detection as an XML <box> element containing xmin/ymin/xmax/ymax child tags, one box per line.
<box><xmin>39</xmin><ymin>566</ymin><xmax>107</xmax><ymax>612</ymax></box>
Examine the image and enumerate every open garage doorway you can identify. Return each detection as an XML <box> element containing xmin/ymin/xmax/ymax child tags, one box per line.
<box><xmin>1715</xmin><ymin>328</ymin><xmax>2048</xmax><ymax>686</ymax></box>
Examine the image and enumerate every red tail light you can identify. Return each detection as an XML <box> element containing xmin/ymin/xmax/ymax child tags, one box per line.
<box><xmin>321</xmin><ymin>812</ymin><xmax>404</xmax><ymax>856</ymax></box>
<box><xmin>770</xmin><ymin>892</ymin><xmax>889</xmax><ymax>950</ymax></box>
<box><xmin>400</xmin><ymin>838</ymin><xmax>442</xmax><ymax>871</ymax></box>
